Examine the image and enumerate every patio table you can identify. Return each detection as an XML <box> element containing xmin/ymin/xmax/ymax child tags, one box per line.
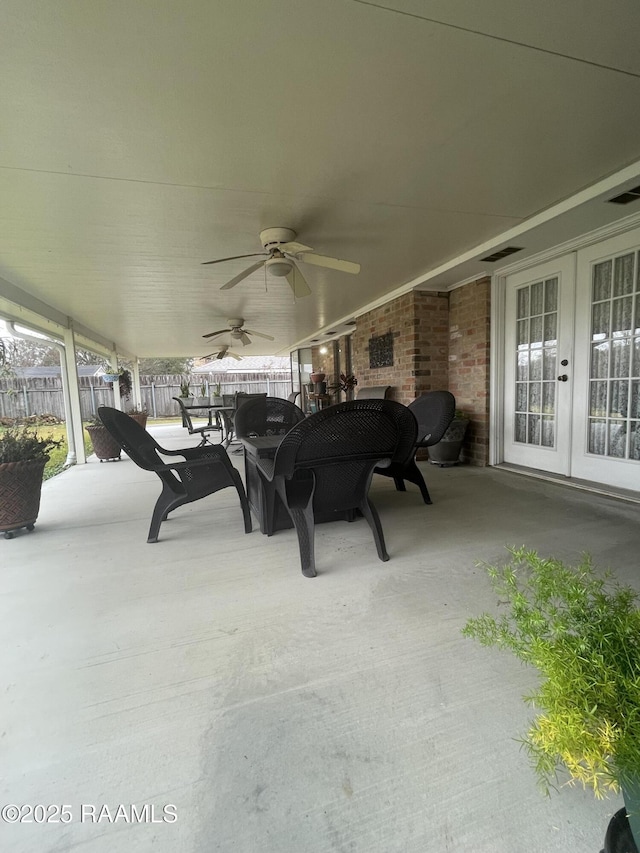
<box><xmin>240</xmin><ymin>435</ymin><xmax>355</xmax><ymax>535</ymax></box>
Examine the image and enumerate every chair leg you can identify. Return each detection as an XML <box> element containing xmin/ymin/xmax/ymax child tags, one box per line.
<box><xmin>359</xmin><ymin>497</ymin><xmax>389</xmax><ymax>562</ymax></box>
<box><xmin>148</xmin><ymin>486</ymin><xmax>185</xmax><ymax>543</ymax></box>
<box><xmin>231</xmin><ymin>470</ymin><xmax>252</xmax><ymax>533</ymax></box>
<box><xmin>393</xmin><ymin>476</ymin><xmax>407</xmax><ymax>493</ymax></box>
<box><xmin>404</xmin><ymin>460</ymin><xmax>432</xmax><ymax>504</ymax></box>
<box><xmin>278</xmin><ymin>476</ymin><xmax>317</xmax><ymax>578</ymax></box>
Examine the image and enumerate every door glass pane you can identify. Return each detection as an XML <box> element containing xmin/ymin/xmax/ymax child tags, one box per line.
<box><xmin>530</xmin><ymin>282</ymin><xmax>543</xmax><ymax>315</ymax></box>
<box><xmin>630</xmin><ymin>380</ymin><xmax>640</xmax><ymax>418</ymax></box>
<box><xmin>612</xmin><ymin>297</ymin><xmax>632</xmax><ymax>336</ymax></box>
<box><xmin>590</xmin><ymin>381</ymin><xmax>607</xmax><ymax>417</ymax></box>
<box><xmin>587</xmin><ymin>249</ymin><xmax>640</xmax><ymax>461</ymax></box>
<box><xmin>544</xmin><ymin>314</ymin><xmax>557</xmax><ymax>345</ymax></box>
<box><xmin>512</xmin><ymin>277</ymin><xmax>558</xmax><ymax>448</ymax></box>
<box><xmin>608</xmin><ymin>422</ymin><xmax>627</xmax><ymax>457</ymax></box>
<box><xmin>544</xmin><ymin>279</ymin><xmax>558</xmax><ymax>312</ymax></box>
<box><xmin>593</xmin><ymin>261</ymin><xmax>612</xmax><ymax>301</ymax></box>
<box><xmin>517</xmin><ymin>287</ymin><xmax>529</xmax><ymax>319</ymax></box>
<box><xmin>588</xmin><ymin>420</ymin><xmax>606</xmax><ymax>454</ymax></box>
<box><xmin>611</xmin><ymin>339</ymin><xmax>630</xmax><ymax>377</ymax></box>
<box><xmin>630</xmin><ymin>422</ymin><xmax>640</xmax><ymax>461</ymax></box>
<box><xmin>541</xmin><ymin>416</ymin><xmax>555</xmax><ymax>447</ymax></box>
<box><xmin>591</xmin><ymin>342</ymin><xmax>609</xmax><ymax>378</ymax></box>
<box><xmin>592</xmin><ymin>302</ymin><xmax>610</xmax><ymax>339</ymax></box>
<box><xmin>614</xmin><ymin>253</ymin><xmax>634</xmax><ymax>296</ymax></box>
<box><xmin>543</xmin><ymin>348</ymin><xmax>557</xmax><ymax>380</ymax></box>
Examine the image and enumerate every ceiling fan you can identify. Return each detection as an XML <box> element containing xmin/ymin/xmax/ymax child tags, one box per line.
<box><xmin>202</xmin><ymin>317</ymin><xmax>275</xmax><ymax>347</ymax></box>
<box><xmin>200</xmin><ymin>345</ymin><xmax>242</xmax><ymax>362</ymax></box>
<box><xmin>202</xmin><ymin>227</ymin><xmax>360</xmax><ymax>297</ymax></box>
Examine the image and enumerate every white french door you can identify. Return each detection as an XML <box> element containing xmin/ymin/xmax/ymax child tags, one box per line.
<box><xmin>571</xmin><ymin>229</ymin><xmax>640</xmax><ymax>490</ymax></box>
<box><xmin>503</xmin><ymin>256</ymin><xmax>576</xmax><ymax>474</ymax></box>
<box><xmin>502</xmin><ymin>227</ymin><xmax>640</xmax><ymax>492</ymax></box>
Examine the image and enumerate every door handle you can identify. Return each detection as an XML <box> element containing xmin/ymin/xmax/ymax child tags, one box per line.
<box><xmin>557</xmin><ymin>374</ymin><xmax>568</xmax><ymax>382</ymax></box>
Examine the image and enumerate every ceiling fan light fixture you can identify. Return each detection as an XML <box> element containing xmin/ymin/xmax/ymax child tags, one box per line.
<box><xmin>266</xmin><ymin>257</ymin><xmax>293</xmax><ymax>277</ymax></box>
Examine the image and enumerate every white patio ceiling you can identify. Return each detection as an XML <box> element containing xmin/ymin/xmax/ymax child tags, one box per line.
<box><xmin>1</xmin><ymin>0</ymin><xmax>640</xmax><ymax>358</ymax></box>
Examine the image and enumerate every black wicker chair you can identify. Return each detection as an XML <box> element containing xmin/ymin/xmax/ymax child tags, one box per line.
<box><xmin>173</xmin><ymin>396</ymin><xmax>221</xmax><ymax>446</ymax></box>
<box><xmin>234</xmin><ymin>396</ymin><xmax>305</xmax><ymax>439</ymax></box>
<box><xmin>255</xmin><ymin>399</ymin><xmax>417</xmax><ymax>578</ymax></box>
<box><xmin>97</xmin><ymin>406</ymin><xmax>251</xmax><ymax>542</ymax></box>
<box><xmin>375</xmin><ymin>390</ymin><xmax>456</xmax><ymax>504</ymax></box>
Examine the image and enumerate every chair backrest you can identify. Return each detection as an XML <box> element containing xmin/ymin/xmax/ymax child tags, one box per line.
<box><xmin>235</xmin><ymin>396</ymin><xmax>304</xmax><ymax>439</ymax></box>
<box><xmin>271</xmin><ymin>399</ymin><xmax>417</xmax><ymax>514</ymax></box>
<box><xmin>222</xmin><ymin>393</ymin><xmax>236</xmax><ymax>407</ymax></box>
<box><xmin>287</xmin><ymin>391</ymin><xmax>300</xmax><ymax>405</ymax></box>
<box><xmin>98</xmin><ymin>406</ymin><xmax>165</xmax><ymax>470</ymax></box>
<box><xmin>273</xmin><ymin>399</ymin><xmax>417</xmax><ymax>478</ymax></box>
<box><xmin>409</xmin><ymin>391</ymin><xmax>456</xmax><ymax>446</ymax></box>
<box><xmin>172</xmin><ymin>396</ymin><xmax>196</xmax><ymax>433</ymax></box>
<box><xmin>233</xmin><ymin>392</ymin><xmax>268</xmax><ymax>424</ymax></box>
<box><xmin>356</xmin><ymin>385</ymin><xmax>391</xmax><ymax>400</ymax></box>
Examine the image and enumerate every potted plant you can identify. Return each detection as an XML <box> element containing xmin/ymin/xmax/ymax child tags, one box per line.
<box><xmin>463</xmin><ymin>546</ymin><xmax>640</xmax><ymax>851</ymax></box>
<box><xmin>0</xmin><ymin>425</ymin><xmax>62</xmax><ymax>538</ymax></box>
<box><xmin>211</xmin><ymin>382</ymin><xmax>222</xmax><ymax>405</ymax></box>
<box><xmin>178</xmin><ymin>379</ymin><xmax>194</xmax><ymax>407</ymax></box>
<box><xmin>85</xmin><ymin>414</ymin><xmax>122</xmax><ymax>462</ymax></box>
<box><xmin>125</xmin><ymin>406</ymin><xmax>148</xmax><ymax>429</ymax></box>
<box><xmin>428</xmin><ymin>408</ymin><xmax>470</xmax><ymax>466</ymax></box>
<box><xmin>195</xmin><ymin>381</ymin><xmax>209</xmax><ymax>407</ymax></box>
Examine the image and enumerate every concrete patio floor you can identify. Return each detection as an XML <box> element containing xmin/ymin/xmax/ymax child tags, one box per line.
<box><xmin>2</xmin><ymin>423</ymin><xmax>638</xmax><ymax>853</ymax></box>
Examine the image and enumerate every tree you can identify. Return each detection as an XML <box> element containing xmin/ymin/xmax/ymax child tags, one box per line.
<box><xmin>138</xmin><ymin>357</ymin><xmax>194</xmax><ymax>375</ymax></box>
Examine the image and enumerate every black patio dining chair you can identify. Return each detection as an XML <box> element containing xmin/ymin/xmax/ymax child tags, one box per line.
<box><xmin>97</xmin><ymin>406</ymin><xmax>251</xmax><ymax>542</ymax></box>
<box><xmin>173</xmin><ymin>396</ymin><xmax>221</xmax><ymax>446</ymax></box>
<box><xmin>375</xmin><ymin>390</ymin><xmax>456</xmax><ymax>504</ymax></box>
<box><xmin>234</xmin><ymin>396</ymin><xmax>305</xmax><ymax>439</ymax></box>
<box><xmin>254</xmin><ymin>399</ymin><xmax>417</xmax><ymax>578</ymax></box>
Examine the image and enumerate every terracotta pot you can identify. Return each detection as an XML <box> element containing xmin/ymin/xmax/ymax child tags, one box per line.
<box><xmin>0</xmin><ymin>458</ymin><xmax>47</xmax><ymax>538</ymax></box>
<box><xmin>128</xmin><ymin>412</ymin><xmax>148</xmax><ymax>429</ymax></box>
<box><xmin>310</xmin><ymin>372</ymin><xmax>326</xmax><ymax>384</ymax></box>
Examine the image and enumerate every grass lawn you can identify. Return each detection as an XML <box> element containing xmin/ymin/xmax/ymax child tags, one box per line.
<box><xmin>1</xmin><ymin>418</ymin><xmax>185</xmax><ymax>480</ymax></box>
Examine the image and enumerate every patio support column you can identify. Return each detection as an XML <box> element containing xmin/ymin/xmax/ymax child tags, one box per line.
<box><xmin>61</xmin><ymin>324</ymin><xmax>86</xmax><ymax>465</ymax></box>
<box><xmin>131</xmin><ymin>359</ymin><xmax>142</xmax><ymax>409</ymax></box>
<box><xmin>109</xmin><ymin>352</ymin><xmax>122</xmax><ymax>410</ymax></box>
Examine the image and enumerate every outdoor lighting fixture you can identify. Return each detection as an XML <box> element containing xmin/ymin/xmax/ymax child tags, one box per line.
<box><xmin>320</xmin><ymin>346</ymin><xmax>328</xmax><ymax>354</ymax></box>
<box><xmin>265</xmin><ymin>257</ymin><xmax>293</xmax><ymax>277</ymax></box>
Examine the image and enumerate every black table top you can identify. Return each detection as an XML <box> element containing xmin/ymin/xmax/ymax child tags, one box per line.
<box><xmin>239</xmin><ymin>435</ymin><xmax>283</xmax><ymax>459</ymax></box>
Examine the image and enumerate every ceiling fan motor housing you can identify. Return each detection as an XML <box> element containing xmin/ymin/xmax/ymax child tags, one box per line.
<box><xmin>265</xmin><ymin>256</ymin><xmax>293</xmax><ymax>277</ymax></box>
<box><xmin>259</xmin><ymin>227</ymin><xmax>296</xmax><ymax>249</ymax></box>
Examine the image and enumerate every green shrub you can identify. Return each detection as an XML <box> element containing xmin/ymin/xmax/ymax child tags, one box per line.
<box><xmin>463</xmin><ymin>546</ymin><xmax>640</xmax><ymax>798</ymax></box>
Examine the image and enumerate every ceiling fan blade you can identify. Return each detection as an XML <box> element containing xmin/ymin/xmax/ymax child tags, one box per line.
<box><xmin>296</xmin><ymin>252</ymin><xmax>360</xmax><ymax>274</ymax></box>
<box><xmin>220</xmin><ymin>260</ymin><xmax>266</xmax><ymax>290</ymax></box>
<box><xmin>202</xmin><ymin>327</ymin><xmax>231</xmax><ymax>339</ymax></box>
<box><xmin>227</xmin><ymin>351</ymin><xmax>242</xmax><ymax>361</ymax></box>
<box><xmin>202</xmin><ymin>252</ymin><xmax>265</xmax><ymax>265</ymax></box>
<box><xmin>215</xmin><ymin>349</ymin><xmax>227</xmax><ymax>360</ymax></box>
<box><xmin>286</xmin><ymin>264</ymin><xmax>312</xmax><ymax>298</ymax></box>
<box><xmin>280</xmin><ymin>241</ymin><xmax>313</xmax><ymax>255</ymax></box>
<box><xmin>239</xmin><ymin>332</ymin><xmax>251</xmax><ymax>346</ymax></box>
<box><xmin>243</xmin><ymin>329</ymin><xmax>275</xmax><ymax>341</ymax></box>
<box><xmin>200</xmin><ymin>352</ymin><xmax>220</xmax><ymax>360</ymax></box>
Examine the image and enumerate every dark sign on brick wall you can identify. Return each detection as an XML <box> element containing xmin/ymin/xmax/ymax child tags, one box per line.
<box><xmin>368</xmin><ymin>332</ymin><xmax>394</xmax><ymax>368</ymax></box>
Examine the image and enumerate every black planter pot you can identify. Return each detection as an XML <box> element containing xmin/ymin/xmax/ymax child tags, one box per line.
<box><xmin>0</xmin><ymin>458</ymin><xmax>48</xmax><ymax>539</ymax></box>
<box><xmin>428</xmin><ymin>417</ymin><xmax>470</xmax><ymax>467</ymax></box>
<box><xmin>602</xmin><ymin>807</ymin><xmax>639</xmax><ymax>853</ymax></box>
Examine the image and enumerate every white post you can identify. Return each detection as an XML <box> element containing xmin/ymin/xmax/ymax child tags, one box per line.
<box><xmin>61</xmin><ymin>325</ymin><xmax>85</xmax><ymax>464</ymax></box>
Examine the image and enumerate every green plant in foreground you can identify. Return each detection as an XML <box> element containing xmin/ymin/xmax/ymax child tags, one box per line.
<box><xmin>462</xmin><ymin>546</ymin><xmax>640</xmax><ymax>799</ymax></box>
<box><xmin>0</xmin><ymin>426</ymin><xmax>62</xmax><ymax>464</ymax></box>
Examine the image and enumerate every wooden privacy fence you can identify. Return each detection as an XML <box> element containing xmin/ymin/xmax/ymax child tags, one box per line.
<box><xmin>0</xmin><ymin>373</ymin><xmax>293</xmax><ymax>421</ymax></box>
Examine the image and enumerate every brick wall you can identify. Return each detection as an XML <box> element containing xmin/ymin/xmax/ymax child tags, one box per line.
<box><xmin>301</xmin><ymin>277</ymin><xmax>491</xmax><ymax>464</ymax></box>
<box><xmin>448</xmin><ymin>277</ymin><xmax>491</xmax><ymax>465</ymax></box>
